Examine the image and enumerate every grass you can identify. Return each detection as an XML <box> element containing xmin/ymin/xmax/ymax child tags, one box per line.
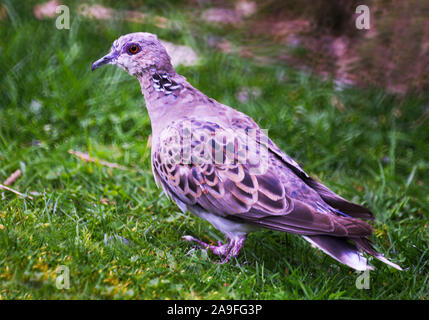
<box><xmin>0</xmin><ymin>0</ymin><xmax>428</xmax><ymax>299</ymax></box>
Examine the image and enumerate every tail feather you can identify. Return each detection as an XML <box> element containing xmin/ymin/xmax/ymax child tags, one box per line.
<box><xmin>303</xmin><ymin>235</ymin><xmax>372</xmax><ymax>271</ymax></box>
<box><xmin>353</xmin><ymin>237</ymin><xmax>403</xmax><ymax>271</ymax></box>
<box><xmin>303</xmin><ymin>235</ymin><xmax>402</xmax><ymax>271</ymax></box>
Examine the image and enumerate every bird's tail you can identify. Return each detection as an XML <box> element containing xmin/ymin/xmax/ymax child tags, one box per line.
<box><xmin>302</xmin><ymin>235</ymin><xmax>402</xmax><ymax>271</ymax></box>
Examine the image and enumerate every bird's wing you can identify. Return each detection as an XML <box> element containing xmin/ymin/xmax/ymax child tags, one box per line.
<box><xmin>264</xmin><ymin>131</ymin><xmax>374</xmax><ymax>220</ymax></box>
<box><xmin>153</xmin><ymin>119</ymin><xmax>372</xmax><ymax>237</ymax></box>
<box><xmin>229</xmin><ymin>110</ymin><xmax>374</xmax><ymax>220</ymax></box>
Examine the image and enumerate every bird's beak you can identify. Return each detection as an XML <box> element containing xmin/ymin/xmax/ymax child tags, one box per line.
<box><xmin>91</xmin><ymin>51</ymin><xmax>118</xmax><ymax>71</ymax></box>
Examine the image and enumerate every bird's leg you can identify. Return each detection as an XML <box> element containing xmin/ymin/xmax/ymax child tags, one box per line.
<box><xmin>182</xmin><ymin>235</ymin><xmax>230</xmax><ymax>257</ymax></box>
<box><xmin>181</xmin><ymin>235</ymin><xmax>212</xmax><ymax>251</ymax></box>
<box><xmin>182</xmin><ymin>234</ymin><xmax>247</xmax><ymax>262</ymax></box>
<box><xmin>218</xmin><ymin>235</ymin><xmax>246</xmax><ymax>264</ymax></box>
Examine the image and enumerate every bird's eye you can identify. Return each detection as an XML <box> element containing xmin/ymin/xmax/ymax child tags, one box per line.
<box><xmin>127</xmin><ymin>44</ymin><xmax>140</xmax><ymax>55</ymax></box>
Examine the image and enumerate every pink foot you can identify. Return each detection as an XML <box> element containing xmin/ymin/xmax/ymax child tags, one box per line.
<box><xmin>182</xmin><ymin>235</ymin><xmax>246</xmax><ymax>263</ymax></box>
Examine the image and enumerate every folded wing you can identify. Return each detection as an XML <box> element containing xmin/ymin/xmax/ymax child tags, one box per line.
<box><xmin>153</xmin><ymin>119</ymin><xmax>372</xmax><ymax>238</ymax></box>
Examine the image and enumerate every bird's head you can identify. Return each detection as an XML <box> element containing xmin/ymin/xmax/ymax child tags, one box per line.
<box><xmin>91</xmin><ymin>32</ymin><xmax>173</xmax><ymax>76</ymax></box>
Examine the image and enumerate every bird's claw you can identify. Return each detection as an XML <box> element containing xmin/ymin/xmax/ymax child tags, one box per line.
<box><xmin>182</xmin><ymin>234</ymin><xmax>246</xmax><ymax>264</ymax></box>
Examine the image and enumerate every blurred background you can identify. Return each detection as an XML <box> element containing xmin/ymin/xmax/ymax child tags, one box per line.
<box><xmin>0</xmin><ymin>0</ymin><xmax>427</xmax><ymax>299</ymax></box>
